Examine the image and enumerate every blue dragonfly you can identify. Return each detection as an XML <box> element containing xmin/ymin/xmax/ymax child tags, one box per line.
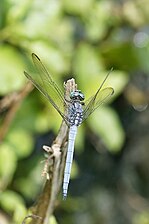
<box><xmin>24</xmin><ymin>53</ymin><xmax>114</xmax><ymax>199</ymax></box>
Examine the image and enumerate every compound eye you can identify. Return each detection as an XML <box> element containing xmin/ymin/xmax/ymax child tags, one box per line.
<box><xmin>70</xmin><ymin>90</ymin><xmax>85</xmax><ymax>101</ymax></box>
<box><xmin>79</xmin><ymin>93</ymin><xmax>85</xmax><ymax>101</ymax></box>
<box><xmin>70</xmin><ymin>91</ymin><xmax>75</xmax><ymax>99</ymax></box>
<box><xmin>78</xmin><ymin>90</ymin><xmax>84</xmax><ymax>99</ymax></box>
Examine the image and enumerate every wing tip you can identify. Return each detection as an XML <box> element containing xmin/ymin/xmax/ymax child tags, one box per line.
<box><xmin>24</xmin><ymin>71</ymin><xmax>32</xmax><ymax>81</ymax></box>
<box><xmin>24</xmin><ymin>70</ymin><xmax>28</xmax><ymax>77</ymax></box>
<box><xmin>63</xmin><ymin>195</ymin><xmax>67</xmax><ymax>200</ymax></box>
<box><xmin>32</xmin><ymin>53</ymin><xmax>40</xmax><ymax>61</ymax></box>
<box><xmin>111</xmin><ymin>87</ymin><xmax>114</xmax><ymax>95</ymax></box>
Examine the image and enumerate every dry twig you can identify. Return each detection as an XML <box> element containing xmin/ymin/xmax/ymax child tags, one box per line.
<box><xmin>0</xmin><ymin>82</ymin><xmax>33</xmax><ymax>142</ymax></box>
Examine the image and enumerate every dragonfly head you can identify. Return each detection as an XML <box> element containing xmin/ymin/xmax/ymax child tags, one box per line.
<box><xmin>70</xmin><ymin>90</ymin><xmax>85</xmax><ymax>101</ymax></box>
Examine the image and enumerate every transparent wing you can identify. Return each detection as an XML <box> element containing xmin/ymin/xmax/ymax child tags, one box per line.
<box><xmin>24</xmin><ymin>53</ymin><xmax>68</xmax><ymax>121</ymax></box>
<box><xmin>82</xmin><ymin>71</ymin><xmax>114</xmax><ymax>121</ymax></box>
<box><xmin>82</xmin><ymin>87</ymin><xmax>114</xmax><ymax>121</ymax></box>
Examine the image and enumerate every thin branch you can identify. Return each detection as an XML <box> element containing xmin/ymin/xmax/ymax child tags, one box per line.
<box><xmin>0</xmin><ymin>82</ymin><xmax>33</xmax><ymax>142</ymax></box>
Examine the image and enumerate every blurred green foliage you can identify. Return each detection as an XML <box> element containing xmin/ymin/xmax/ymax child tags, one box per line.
<box><xmin>0</xmin><ymin>0</ymin><xmax>149</xmax><ymax>223</ymax></box>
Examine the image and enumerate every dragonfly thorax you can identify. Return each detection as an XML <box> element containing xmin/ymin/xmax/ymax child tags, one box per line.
<box><xmin>70</xmin><ymin>90</ymin><xmax>85</xmax><ymax>101</ymax></box>
<box><xmin>68</xmin><ymin>102</ymin><xmax>83</xmax><ymax>126</ymax></box>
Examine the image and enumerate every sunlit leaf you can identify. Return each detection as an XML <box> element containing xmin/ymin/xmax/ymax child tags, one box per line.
<box><xmin>88</xmin><ymin>106</ymin><xmax>125</xmax><ymax>152</ymax></box>
<box><xmin>85</xmin><ymin>1</ymin><xmax>113</xmax><ymax>41</ymax></box>
<box><xmin>0</xmin><ymin>143</ymin><xmax>17</xmax><ymax>188</ymax></box>
<box><xmin>6</xmin><ymin>129</ymin><xmax>34</xmax><ymax>158</ymax></box>
<box><xmin>62</xmin><ymin>0</ymin><xmax>94</xmax><ymax>16</ymax></box>
<box><xmin>0</xmin><ymin>46</ymin><xmax>25</xmax><ymax>95</ymax></box>
<box><xmin>109</xmin><ymin>70</ymin><xmax>129</xmax><ymax>97</ymax></box>
<box><xmin>49</xmin><ymin>215</ymin><xmax>58</xmax><ymax>224</ymax></box>
<box><xmin>30</xmin><ymin>41</ymin><xmax>69</xmax><ymax>75</ymax></box>
<box><xmin>0</xmin><ymin>190</ymin><xmax>26</xmax><ymax>224</ymax></box>
<box><xmin>73</xmin><ymin>43</ymin><xmax>104</xmax><ymax>96</ymax></box>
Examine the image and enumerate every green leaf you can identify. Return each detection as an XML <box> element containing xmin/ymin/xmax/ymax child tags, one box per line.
<box><xmin>0</xmin><ymin>143</ymin><xmax>17</xmax><ymax>187</ymax></box>
<box><xmin>30</xmin><ymin>41</ymin><xmax>69</xmax><ymax>75</ymax></box>
<box><xmin>88</xmin><ymin>106</ymin><xmax>125</xmax><ymax>152</ymax></box>
<box><xmin>85</xmin><ymin>1</ymin><xmax>113</xmax><ymax>41</ymax></box>
<box><xmin>62</xmin><ymin>0</ymin><xmax>94</xmax><ymax>16</ymax></box>
<box><xmin>0</xmin><ymin>45</ymin><xmax>25</xmax><ymax>95</ymax></box>
<box><xmin>49</xmin><ymin>216</ymin><xmax>58</xmax><ymax>224</ymax></box>
<box><xmin>73</xmin><ymin>43</ymin><xmax>104</xmax><ymax>96</ymax></box>
<box><xmin>110</xmin><ymin>70</ymin><xmax>129</xmax><ymax>97</ymax></box>
<box><xmin>6</xmin><ymin>129</ymin><xmax>34</xmax><ymax>158</ymax></box>
<box><xmin>0</xmin><ymin>190</ymin><xmax>26</xmax><ymax>224</ymax></box>
<box><xmin>101</xmin><ymin>42</ymin><xmax>139</xmax><ymax>70</ymax></box>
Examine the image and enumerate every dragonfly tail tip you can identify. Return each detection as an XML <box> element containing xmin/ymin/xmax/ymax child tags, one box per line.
<box><xmin>63</xmin><ymin>195</ymin><xmax>67</xmax><ymax>201</ymax></box>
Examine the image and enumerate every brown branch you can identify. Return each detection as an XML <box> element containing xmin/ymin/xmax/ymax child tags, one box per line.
<box><xmin>22</xmin><ymin>79</ymin><xmax>77</xmax><ymax>224</ymax></box>
<box><xmin>27</xmin><ymin>122</ymin><xmax>68</xmax><ymax>224</ymax></box>
<box><xmin>0</xmin><ymin>82</ymin><xmax>33</xmax><ymax>142</ymax></box>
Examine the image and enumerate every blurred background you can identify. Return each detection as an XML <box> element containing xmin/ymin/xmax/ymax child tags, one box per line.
<box><xmin>0</xmin><ymin>0</ymin><xmax>149</xmax><ymax>223</ymax></box>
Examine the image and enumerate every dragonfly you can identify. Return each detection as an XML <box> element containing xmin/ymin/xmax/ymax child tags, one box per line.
<box><xmin>24</xmin><ymin>53</ymin><xmax>114</xmax><ymax>199</ymax></box>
